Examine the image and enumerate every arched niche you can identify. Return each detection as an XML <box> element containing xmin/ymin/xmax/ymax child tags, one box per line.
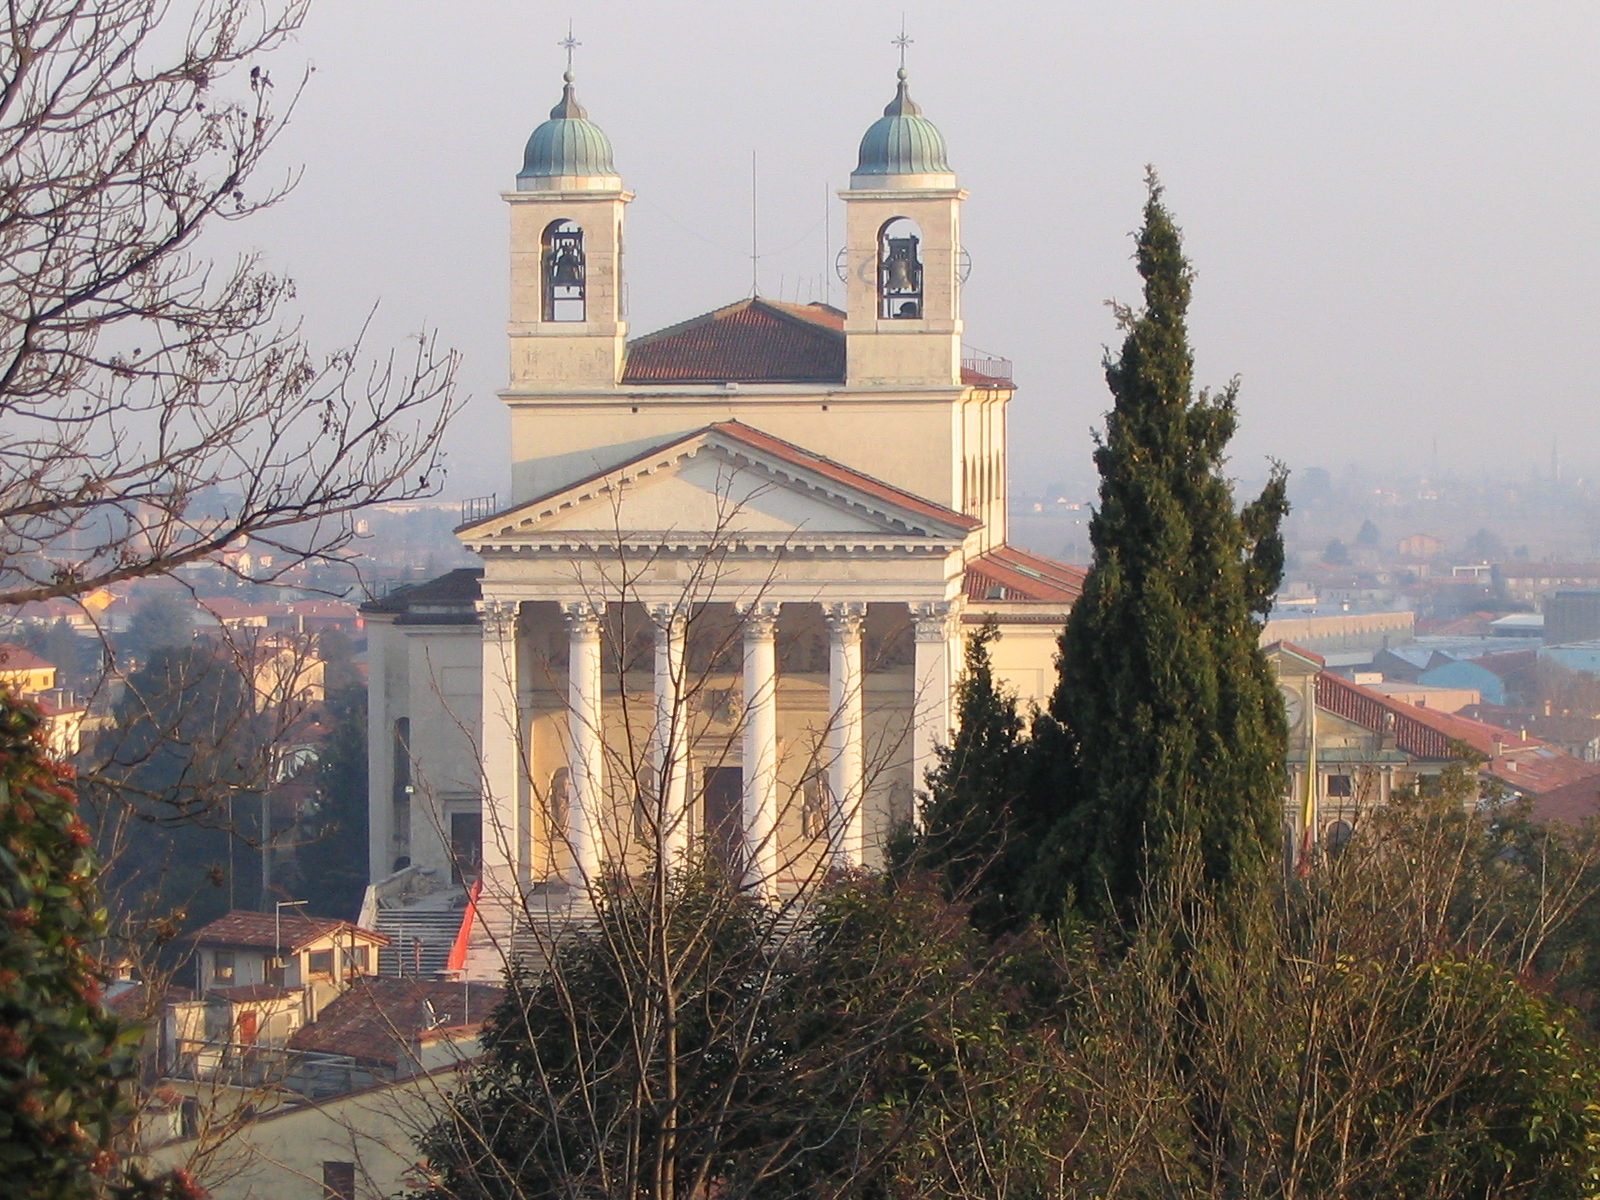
<box><xmin>877</xmin><ymin>216</ymin><xmax>923</xmax><ymax>320</ymax></box>
<box><xmin>542</xmin><ymin>219</ymin><xmax>586</xmax><ymax>322</ymax></box>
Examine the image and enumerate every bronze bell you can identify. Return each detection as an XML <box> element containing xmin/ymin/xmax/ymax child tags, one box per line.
<box><xmin>551</xmin><ymin>248</ymin><xmax>583</xmax><ymax>288</ymax></box>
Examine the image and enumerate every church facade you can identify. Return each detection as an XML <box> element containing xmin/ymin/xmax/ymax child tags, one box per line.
<box><xmin>362</xmin><ymin>65</ymin><xmax>1083</xmax><ymax>964</ymax></box>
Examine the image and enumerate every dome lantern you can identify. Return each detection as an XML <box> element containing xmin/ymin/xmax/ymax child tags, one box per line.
<box><xmin>849</xmin><ymin>68</ymin><xmax>955</xmax><ymax>189</ymax></box>
<box><xmin>517</xmin><ymin>70</ymin><xmax>620</xmax><ymax>191</ymax></box>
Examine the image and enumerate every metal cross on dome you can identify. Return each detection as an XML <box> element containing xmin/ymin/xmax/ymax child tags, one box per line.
<box><xmin>559</xmin><ymin>23</ymin><xmax>581</xmax><ymax>74</ymax></box>
<box><xmin>892</xmin><ymin>17</ymin><xmax>913</xmax><ymax>70</ymax></box>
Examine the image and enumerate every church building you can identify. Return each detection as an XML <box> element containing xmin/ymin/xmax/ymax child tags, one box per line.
<box><xmin>361</xmin><ymin>63</ymin><xmax>1084</xmax><ymax>973</ymax></box>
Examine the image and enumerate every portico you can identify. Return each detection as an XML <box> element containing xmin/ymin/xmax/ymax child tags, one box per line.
<box><xmin>469</xmin><ymin>588</ymin><xmax>959</xmax><ymax>899</ymax></box>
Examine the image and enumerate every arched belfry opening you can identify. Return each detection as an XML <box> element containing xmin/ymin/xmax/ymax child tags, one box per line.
<box><xmin>878</xmin><ymin>217</ymin><xmax>923</xmax><ymax>319</ymax></box>
<box><xmin>542</xmin><ymin>219</ymin><xmax>586</xmax><ymax>321</ymax></box>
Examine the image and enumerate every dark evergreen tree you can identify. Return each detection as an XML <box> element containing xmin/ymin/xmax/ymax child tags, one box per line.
<box><xmin>917</xmin><ymin>621</ymin><xmax>1034</xmax><ymax>935</ymax></box>
<box><xmin>1030</xmin><ymin>175</ymin><xmax>1289</xmax><ymax>923</ymax></box>
<box><xmin>297</xmin><ymin>682</ymin><xmax>369</xmax><ymax>921</ymax></box>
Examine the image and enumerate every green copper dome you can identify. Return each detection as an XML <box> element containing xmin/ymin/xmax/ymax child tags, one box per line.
<box><xmin>517</xmin><ymin>72</ymin><xmax>618</xmax><ymax>188</ymax></box>
<box><xmin>850</xmin><ymin>69</ymin><xmax>953</xmax><ymax>187</ymax></box>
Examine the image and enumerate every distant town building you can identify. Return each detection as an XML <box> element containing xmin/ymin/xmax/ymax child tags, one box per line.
<box><xmin>0</xmin><ymin>643</ymin><xmax>85</xmax><ymax>755</ymax></box>
<box><xmin>1543</xmin><ymin>589</ymin><xmax>1600</xmax><ymax>646</ymax></box>
<box><xmin>1396</xmin><ymin>533</ymin><xmax>1447</xmax><ymax>560</ymax></box>
<box><xmin>1494</xmin><ymin>562</ymin><xmax>1600</xmax><ymax>608</ymax></box>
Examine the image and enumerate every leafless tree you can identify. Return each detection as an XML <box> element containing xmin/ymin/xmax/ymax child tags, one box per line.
<box><xmin>0</xmin><ymin>0</ymin><xmax>459</xmax><ymax>608</ymax></box>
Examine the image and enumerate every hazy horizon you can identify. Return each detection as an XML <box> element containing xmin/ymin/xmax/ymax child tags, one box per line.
<box><xmin>210</xmin><ymin>1</ymin><xmax>1600</xmax><ymax>501</ymax></box>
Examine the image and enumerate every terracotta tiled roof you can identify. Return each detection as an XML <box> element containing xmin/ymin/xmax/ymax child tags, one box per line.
<box><xmin>707</xmin><ymin>421</ymin><xmax>980</xmax><ymax>531</ymax></box>
<box><xmin>1317</xmin><ymin>673</ymin><xmax>1600</xmax><ymax>795</ymax></box>
<box><xmin>0</xmin><ymin>644</ymin><xmax>54</xmax><ymax>672</ymax></box>
<box><xmin>287</xmin><ymin>977</ymin><xmax>503</xmax><ymax>1067</ymax></box>
<box><xmin>620</xmin><ymin>297</ymin><xmax>1015</xmax><ymax>390</ymax></box>
<box><xmin>191</xmin><ymin>910</ymin><xmax>389</xmax><ymax>952</ymax></box>
<box><xmin>960</xmin><ymin>365</ymin><xmax>1011</xmax><ymax>389</ymax></box>
<box><xmin>964</xmin><ymin>545</ymin><xmax>1084</xmax><ymax>605</ymax></box>
<box><xmin>622</xmin><ymin>299</ymin><xmax>846</xmax><ymax>384</ymax></box>
<box><xmin>1531</xmin><ymin>774</ymin><xmax>1600</xmax><ymax>825</ymax></box>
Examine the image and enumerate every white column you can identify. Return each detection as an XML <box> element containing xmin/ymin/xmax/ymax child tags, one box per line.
<box><xmin>365</xmin><ymin>616</ymin><xmax>394</xmax><ymax>885</ymax></box>
<box><xmin>476</xmin><ymin>599</ymin><xmax>520</xmax><ymax>902</ymax></box>
<box><xmin>739</xmin><ymin>603</ymin><xmax>781</xmax><ymax>891</ymax></box>
<box><xmin>651</xmin><ymin>605</ymin><xmax>691</xmax><ymax>867</ymax></box>
<box><xmin>564</xmin><ymin>603</ymin><xmax>604</xmax><ymax>887</ymax></box>
<box><xmin>826</xmin><ymin>602</ymin><xmax>866</xmax><ymax>869</ymax></box>
<box><xmin>911</xmin><ymin>602</ymin><xmax>955</xmax><ymax>826</ymax></box>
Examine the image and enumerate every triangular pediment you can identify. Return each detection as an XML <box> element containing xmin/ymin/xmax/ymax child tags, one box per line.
<box><xmin>458</xmin><ymin>422</ymin><xmax>977</xmax><ymax>546</ymax></box>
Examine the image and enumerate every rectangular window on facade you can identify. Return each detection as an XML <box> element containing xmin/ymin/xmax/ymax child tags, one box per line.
<box><xmin>213</xmin><ymin>951</ymin><xmax>235</xmax><ymax>984</ymax></box>
<box><xmin>307</xmin><ymin>950</ymin><xmax>335</xmax><ymax>978</ymax></box>
<box><xmin>1327</xmin><ymin>774</ymin><xmax>1354</xmax><ymax>798</ymax></box>
<box><xmin>343</xmin><ymin>946</ymin><xmax>369</xmax><ymax>975</ymax></box>
<box><xmin>323</xmin><ymin>1161</ymin><xmax>356</xmax><ymax>1200</ymax></box>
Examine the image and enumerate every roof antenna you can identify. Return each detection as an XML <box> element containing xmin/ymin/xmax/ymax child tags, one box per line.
<box><xmin>750</xmin><ymin>150</ymin><xmax>759</xmax><ymax>297</ymax></box>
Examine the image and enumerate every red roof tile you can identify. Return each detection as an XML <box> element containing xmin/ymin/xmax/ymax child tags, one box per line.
<box><xmin>1531</xmin><ymin>775</ymin><xmax>1600</xmax><ymax>825</ymax></box>
<box><xmin>960</xmin><ymin>365</ymin><xmax>1012</xmax><ymax>389</ymax></box>
<box><xmin>1317</xmin><ymin>673</ymin><xmax>1600</xmax><ymax>795</ymax></box>
<box><xmin>287</xmin><ymin>977</ymin><xmax>503</xmax><ymax>1066</ymax></box>
<box><xmin>0</xmin><ymin>644</ymin><xmax>54</xmax><ymax>672</ymax></box>
<box><xmin>622</xmin><ymin>299</ymin><xmax>846</xmax><ymax>384</ymax></box>
<box><xmin>191</xmin><ymin>910</ymin><xmax>389</xmax><ymax>952</ymax></box>
<box><xmin>964</xmin><ymin>545</ymin><xmax>1085</xmax><ymax>605</ymax></box>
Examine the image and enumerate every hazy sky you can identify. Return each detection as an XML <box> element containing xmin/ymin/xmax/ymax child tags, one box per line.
<box><xmin>221</xmin><ymin>1</ymin><xmax>1600</xmax><ymax>500</ymax></box>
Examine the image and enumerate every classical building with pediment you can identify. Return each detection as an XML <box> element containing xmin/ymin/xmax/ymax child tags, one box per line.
<box><xmin>360</xmin><ymin>65</ymin><xmax>1084</xmax><ymax>974</ymax></box>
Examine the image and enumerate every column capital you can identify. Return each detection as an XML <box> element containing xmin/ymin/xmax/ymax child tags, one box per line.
<box><xmin>649</xmin><ymin>602</ymin><xmax>689</xmax><ymax>631</ymax></box>
<box><xmin>476</xmin><ymin>599</ymin><xmax>517</xmax><ymax>642</ymax></box>
<box><xmin>912</xmin><ymin>601</ymin><xmax>955</xmax><ymax>643</ymax></box>
<box><xmin>736</xmin><ymin>600</ymin><xmax>781</xmax><ymax>640</ymax></box>
<box><xmin>824</xmin><ymin>601</ymin><xmax>866</xmax><ymax>640</ymax></box>
<box><xmin>562</xmin><ymin>601</ymin><xmax>604</xmax><ymax>638</ymax></box>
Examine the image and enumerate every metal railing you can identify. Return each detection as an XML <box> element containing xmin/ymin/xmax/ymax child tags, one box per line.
<box><xmin>961</xmin><ymin>354</ymin><xmax>1013</xmax><ymax>382</ymax></box>
<box><xmin>461</xmin><ymin>494</ymin><xmax>499</xmax><ymax>525</ymax></box>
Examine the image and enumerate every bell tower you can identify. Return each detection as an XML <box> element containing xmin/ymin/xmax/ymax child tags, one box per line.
<box><xmin>840</xmin><ymin>67</ymin><xmax>965</xmax><ymax>389</ymax></box>
<box><xmin>504</xmin><ymin>68</ymin><xmax>632</xmax><ymax>394</ymax></box>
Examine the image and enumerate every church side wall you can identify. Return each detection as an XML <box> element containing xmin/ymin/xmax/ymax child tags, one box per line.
<box><xmin>402</xmin><ymin>627</ymin><xmax>483</xmax><ymax>885</ymax></box>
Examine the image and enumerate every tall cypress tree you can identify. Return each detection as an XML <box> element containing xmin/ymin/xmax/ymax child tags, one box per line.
<box><xmin>1030</xmin><ymin>174</ymin><xmax>1288</xmax><ymax>923</ymax></box>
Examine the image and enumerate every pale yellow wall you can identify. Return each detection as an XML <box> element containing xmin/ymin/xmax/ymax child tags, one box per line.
<box><xmin>965</xmin><ymin>620</ymin><xmax>1062</xmax><ymax>713</ymax></box>
<box><xmin>504</xmin><ymin>397</ymin><xmax>965</xmax><ymax>513</ymax></box>
<box><xmin>403</xmin><ymin>627</ymin><xmax>484</xmax><ymax>881</ymax></box>
<box><xmin>840</xmin><ymin>187</ymin><xmax>964</xmax><ymax>389</ymax></box>
<box><xmin>145</xmin><ymin>1066</ymin><xmax>467</xmax><ymax>1200</ymax></box>
<box><xmin>506</xmin><ymin>190</ymin><xmax>629</xmax><ymax>393</ymax></box>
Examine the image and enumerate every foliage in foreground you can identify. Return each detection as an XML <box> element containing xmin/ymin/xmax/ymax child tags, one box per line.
<box><xmin>0</xmin><ymin>695</ymin><xmax>196</xmax><ymax>1200</ymax></box>
<box><xmin>415</xmin><ymin>785</ymin><xmax>1600</xmax><ymax>1199</ymax></box>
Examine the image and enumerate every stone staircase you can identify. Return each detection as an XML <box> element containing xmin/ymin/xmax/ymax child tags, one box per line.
<box><xmin>374</xmin><ymin>902</ymin><xmax>467</xmax><ymax>979</ymax></box>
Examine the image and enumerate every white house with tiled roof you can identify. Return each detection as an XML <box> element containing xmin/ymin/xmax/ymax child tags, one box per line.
<box><xmin>362</xmin><ymin>65</ymin><xmax>1082</xmax><ymax>974</ymax></box>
